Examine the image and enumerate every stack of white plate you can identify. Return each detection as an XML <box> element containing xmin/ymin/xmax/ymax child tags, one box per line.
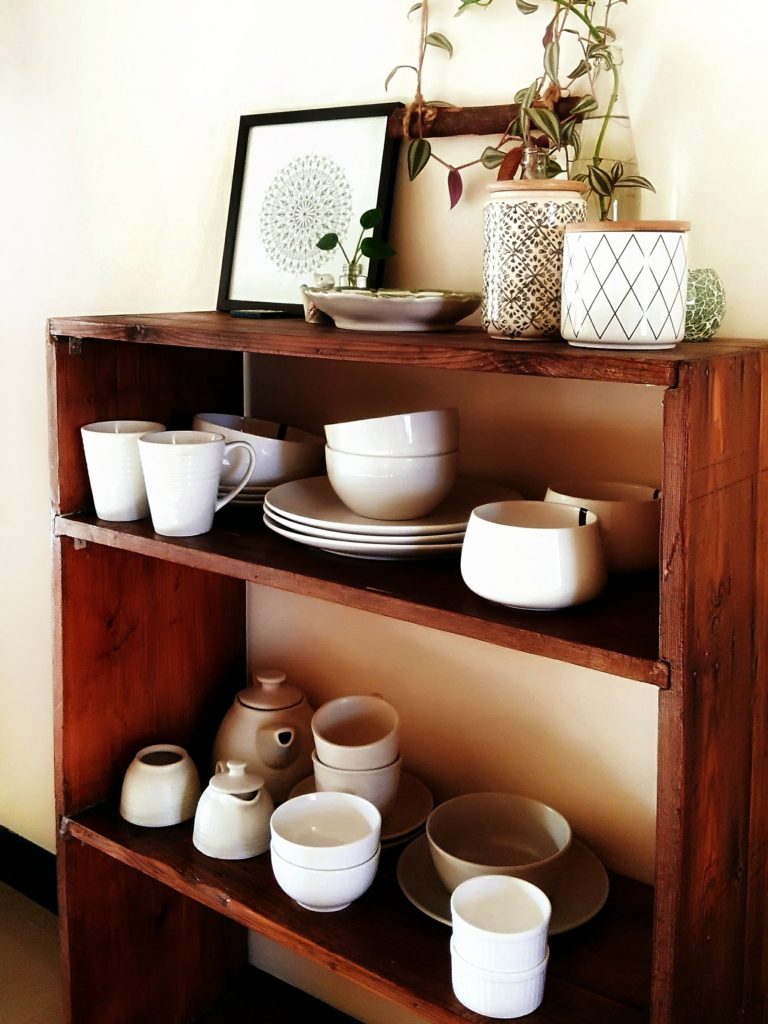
<box><xmin>263</xmin><ymin>476</ymin><xmax>522</xmax><ymax>561</ymax></box>
<box><xmin>217</xmin><ymin>483</ymin><xmax>271</xmax><ymax>508</ymax></box>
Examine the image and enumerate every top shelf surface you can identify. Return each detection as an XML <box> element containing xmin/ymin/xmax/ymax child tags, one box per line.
<box><xmin>47</xmin><ymin>312</ymin><xmax>768</xmax><ymax>388</ymax></box>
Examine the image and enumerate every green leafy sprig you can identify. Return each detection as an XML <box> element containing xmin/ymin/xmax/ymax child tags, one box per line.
<box><xmin>316</xmin><ymin>209</ymin><xmax>396</xmax><ymax>271</ymax></box>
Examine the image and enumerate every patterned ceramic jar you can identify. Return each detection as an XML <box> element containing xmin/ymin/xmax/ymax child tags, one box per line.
<box><xmin>561</xmin><ymin>220</ymin><xmax>690</xmax><ymax>349</ymax></box>
<box><xmin>685</xmin><ymin>268</ymin><xmax>726</xmax><ymax>341</ymax></box>
<box><xmin>483</xmin><ymin>181</ymin><xmax>588</xmax><ymax>339</ymax></box>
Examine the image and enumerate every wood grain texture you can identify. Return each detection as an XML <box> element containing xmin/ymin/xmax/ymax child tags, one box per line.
<box><xmin>57</xmin><ymin>836</ymin><xmax>244</xmax><ymax>1024</ymax></box>
<box><xmin>654</xmin><ymin>354</ymin><xmax>763</xmax><ymax>1021</ymax></box>
<box><xmin>47</xmin><ymin>313</ymin><xmax>768</xmax><ymax>387</ymax></box>
<box><xmin>64</xmin><ymin>805</ymin><xmax>652</xmax><ymax>1024</ymax></box>
<box><xmin>53</xmin><ymin>539</ymin><xmax>246</xmax><ymax>816</ymax></box>
<box><xmin>55</xmin><ymin>513</ymin><xmax>667</xmax><ymax>685</ymax></box>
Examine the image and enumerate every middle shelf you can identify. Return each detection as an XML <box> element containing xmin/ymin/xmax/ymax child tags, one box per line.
<box><xmin>55</xmin><ymin>509</ymin><xmax>667</xmax><ymax>686</ymax></box>
<box><xmin>63</xmin><ymin>803</ymin><xmax>654</xmax><ymax>1024</ymax></box>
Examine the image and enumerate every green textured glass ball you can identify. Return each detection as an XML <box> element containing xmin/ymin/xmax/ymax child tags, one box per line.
<box><xmin>685</xmin><ymin>268</ymin><xmax>726</xmax><ymax>342</ymax></box>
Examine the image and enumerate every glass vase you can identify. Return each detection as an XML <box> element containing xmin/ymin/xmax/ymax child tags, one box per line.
<box><xmin>338</xmin><ymin>263</ymin><xmax>368</xmax><ymax>289</ymax></box>
<box><xmin>571</xmin><ymin>46</ymin><xmax>642</xmax><ymax>222</ymax></box>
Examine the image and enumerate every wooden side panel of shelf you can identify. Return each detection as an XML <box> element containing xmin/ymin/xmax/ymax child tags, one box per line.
<box><xmin>654</xmin><ymin>352</ymin><xmax>766</xmax><ymax>1020</ymax></box>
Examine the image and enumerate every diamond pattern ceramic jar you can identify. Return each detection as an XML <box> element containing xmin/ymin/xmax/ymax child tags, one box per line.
<box><xmin>483</xmin><ymin>180</ymin><xmax>588</xmax><ymax>339</ymax></box>
<box><xmin>560</xmin><ymin>220</ymin><xmax>690</xmax><ymax>349</ymax></box>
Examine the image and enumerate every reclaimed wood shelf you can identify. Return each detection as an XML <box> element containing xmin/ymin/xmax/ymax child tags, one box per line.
<box><xmin>64</xmin><ymin>804</ymin><xmax>653</xmax><ymax>1024</ymax></box>
<box><xmin>54</xmin><ymin>511</ymin><xmax>666</xmax><ymax>685</ymax></box>
<box><xmin>48</xmin><ymin>314</ymin><xmax>768</xmax><ymax>1023</ymax></box>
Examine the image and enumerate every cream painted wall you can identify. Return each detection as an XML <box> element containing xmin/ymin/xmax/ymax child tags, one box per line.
<box><xmin>0</xmin><ymin>0</ymin><xmax>764</xmax><ymax>1009</ymax></box>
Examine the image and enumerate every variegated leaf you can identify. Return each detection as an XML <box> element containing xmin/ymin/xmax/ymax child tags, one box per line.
<box><xmin>615</xmin><ymin>175</ymin><xmax>656</xmax><ymax>192</ymax></box>
<box><xmin>516</xmin><ymin>0</ymin><xmax>539</xmax><ymax>12</ymax></box>
<box><xmin>543</xmin><ymin>39</ymin><xmax>560</xmax><ymax>83</ymax></box>
<box><xmin>569</xmin><ymin>94</ymin><xmax>598</xmax><ymax>117</ymax></box>
<box><xmin>426</xmin><ymin>32</ymin><xmax>454</xmax><ymax>57</ymax></box>
<box><xmin>527</xmin><ymin>106</ymin><xmax>561</xmax><ymax>146</ymax></box>
<box><xmin>587</xmin><ymin>163</ymin><xmax>614</xmax><ymax>197</ymax></box>
<box><xmin>407</xmin><ymin>138</ymin><xmax>432</xmax><ymax>180</ymax></box>
<box><xmin>481</xmin><ymin>146</ymin><xmax>507</xmax><ymax>169</ymax></box>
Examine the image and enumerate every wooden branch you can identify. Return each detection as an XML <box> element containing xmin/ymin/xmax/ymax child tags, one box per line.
<box><xmin>387</xmin><ymin>98</ymin><xmax>582</xmax><ymax>139</ymax></box>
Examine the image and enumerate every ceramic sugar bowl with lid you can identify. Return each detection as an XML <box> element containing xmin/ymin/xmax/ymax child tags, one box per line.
<box><xmin>192</xmin><ymin>759</ymin><xmax>274</xmax><ymax>859</ymax></box>
<box><xmin>212</xmin><ymin>669</ymin><xmax>314</xmax><ymax>804</ymax></box>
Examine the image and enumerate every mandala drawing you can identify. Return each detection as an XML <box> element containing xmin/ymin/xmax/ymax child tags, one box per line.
<box><xmin>260</xmin><ymin>154</ymin><xmax>353</xmax><ymax>275</ymax></box>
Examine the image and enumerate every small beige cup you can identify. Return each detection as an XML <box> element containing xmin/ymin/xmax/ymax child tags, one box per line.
<box><xmin>81</xmin><ymin>420</ymin><xmax>165</xmax><ymax>521</ymax></box>
<box><xmin>312</xmin><ymin>751</ymin><xmax>402</xmax><ymax>815</ymax></box>
<box><xmin>311</xmin><ymin>695</ymin><xmax>400</xmax><ymax>770</ymax></box>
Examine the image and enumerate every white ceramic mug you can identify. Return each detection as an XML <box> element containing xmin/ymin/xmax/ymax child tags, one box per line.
<box><xmin>311</xmin><ymin>695</ymin><xmax>400</xmax><ymax>770</ymax></box>
<box><xmin>311</xmin><ymin>751</ymin><xmax>402</xmax><ymax>815</ymax></box>
<box><xmin>81</xmin><ymin>420</ymin><xmax>165</xmax><ymax>521</ymax></box>
<box><xmin>138</xmin><ymin>430</ymin><xmax>256</xmax><ymax>537</ymax></box>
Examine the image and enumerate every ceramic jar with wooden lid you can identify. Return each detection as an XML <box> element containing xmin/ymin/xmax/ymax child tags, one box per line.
<box><xmin>560</xmin><ymin>220</ymin><xmax>690</xmax><ymax>349</ymax></box>
<box><xmin>483</xmin><ymin>180</ymin><xmax>588</xmax><ymax>339</ymax></box>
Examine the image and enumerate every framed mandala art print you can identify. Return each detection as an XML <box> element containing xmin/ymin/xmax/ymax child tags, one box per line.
<box><xmin>217</xmin><ymin>103</ymin><xmax>401</xmax><ymax>314</ymax></box>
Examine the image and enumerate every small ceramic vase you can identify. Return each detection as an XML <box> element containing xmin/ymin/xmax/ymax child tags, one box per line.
<box><xmin>483</xmin><ymin>180</ymin><xmax>588</xmax><ymax>339</ymax></box>
<box><xmin>561</xmin><ymin>220</ymin><xmax>690</xmax><ymax>349</ymax></box>
<box><xmin>119</xmin><ymin>744</ymin><xmax>201</xmax><ymax>827</ymax></box>
<box><xmin>685</xmin><ymin>268</ymin><xmax>726</xmax><ymax>341</ymax></box>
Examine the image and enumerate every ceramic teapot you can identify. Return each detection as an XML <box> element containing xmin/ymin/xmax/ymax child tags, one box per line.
<box><xmin>211</xmin><ymin>669</ymin><xmax>314</xmax><ymax>804</ymax></box>
<box><xmin>192</xmin><ymin>759</ymin><xmax>274</xmax><ymax>859</ymax></box>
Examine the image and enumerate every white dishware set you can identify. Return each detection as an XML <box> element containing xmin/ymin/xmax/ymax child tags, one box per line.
<box><xmin>460</xmin><ymin>480</ymin><xmax>662</xmax><ymax>611</ymax></box>
<box><xmin>80</xmin><ymin>413</ymin><xmax>324</xmax><ymax>535</ymax></box>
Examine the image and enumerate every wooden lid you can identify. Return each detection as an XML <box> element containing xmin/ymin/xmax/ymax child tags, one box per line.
<box><xmin>487</xmin><ymin>180</ymin><xmax>589</xmax><ymax>194</ymax></box>
<box><xmin>565</xmin><ymin>220</ymin><xmax>691</xmax><ymax>232</ymax></box>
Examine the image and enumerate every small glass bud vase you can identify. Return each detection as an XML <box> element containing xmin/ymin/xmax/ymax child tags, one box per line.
<box><xmin>338</xmin><ymin>263</ymin><xmax>368</xmax><ymax>289</ymax></box>
<box><xmin>521</xmin><ymin>146</ymin><xmax>549</xmax><ymax>180</ymax></box>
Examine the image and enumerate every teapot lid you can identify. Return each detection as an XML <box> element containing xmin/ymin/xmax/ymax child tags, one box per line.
<box><xmin>210</xmin><ymin>759</ymin><xmax>266</xmax><ymax>794</ymax></box>
<box><xmin>238</xmin><ymin>669</ymin><xmax>305</xmax><ymax>711</ymax></box>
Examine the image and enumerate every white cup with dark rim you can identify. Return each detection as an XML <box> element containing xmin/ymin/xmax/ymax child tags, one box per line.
<box><xmin>81</xmin><ymin>419</ymin><xmax>165</xmax><ymax>521</ymax></box>
<box><xmin>138</xmin><ymin>430</ymin><xmax>256</xmax><ymax>537</ymax></box>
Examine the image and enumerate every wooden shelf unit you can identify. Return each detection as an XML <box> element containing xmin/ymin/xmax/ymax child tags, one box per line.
<box><xmin>48</xmin><ymin>314</ymin><xmax>768</xmax><ymax>1024</ymax></box>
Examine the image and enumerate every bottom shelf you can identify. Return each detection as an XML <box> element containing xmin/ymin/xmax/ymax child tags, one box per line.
<box><xmin>63</xmin><ymin>805</ymin><xmax>652</xmax><ymax>1024</ymax></box>
<box><xmin>194</xmin><ymin>964</ymin><xmax>357</xmax><ymax>1023</ymax></box>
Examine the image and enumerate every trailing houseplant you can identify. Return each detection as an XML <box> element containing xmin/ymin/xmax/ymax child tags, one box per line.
<box><xmin>387</xmin><ymin>0</ymin><xmax>654</xmax><ymax>218</ymax></box>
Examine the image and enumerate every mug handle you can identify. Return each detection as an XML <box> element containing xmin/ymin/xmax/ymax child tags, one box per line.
<box><xmin>216</xmin><ymin>441</ymin><xmax>257</xmax><ymax>511</ymax></box>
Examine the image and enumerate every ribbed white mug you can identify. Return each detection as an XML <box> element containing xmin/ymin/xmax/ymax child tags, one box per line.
<box><xmin>138</xmin><ymin>430</ymin><xmax>255</xmax><ymax>537</ymax></box>
<box><xmin>81</xmin><ymin>420</ymin><xmax>165</xmax><ymax>521</ymax></box>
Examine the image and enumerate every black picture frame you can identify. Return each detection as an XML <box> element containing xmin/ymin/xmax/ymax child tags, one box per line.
<box><xmin>216</xmin><ymin>103</ymin><xmax>402</xmax><ymax>315</ymax></box>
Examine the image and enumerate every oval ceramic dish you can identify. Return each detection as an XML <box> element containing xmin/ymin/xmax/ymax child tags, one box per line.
<box><xmin>302</xmin><ymin>288</ymin><xmax>481</xmax><ymax>332</ymax></box>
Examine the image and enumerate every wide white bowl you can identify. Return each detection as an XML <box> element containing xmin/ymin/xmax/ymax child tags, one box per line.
<box><xmin>193</xmin><ymin>413</ymin><xmax>324</xmax><ymax>486</ymax></box>
<box><xmin>426</xmin><ymin>792</ymin><xmax>572</xmax><ymax>896</ymax></box>
<box><xmin>544</xmin><ymin>481</ymin><xmax>661</xmax><ymax>572</ymax></box>
<box><xmin>269</xmin><ymin>791</ymin><xmax>381</xmax><ymax>870</ymax></box>
<box><xmin>325</xmin><ymin>446</ymin><xmax>458</xmax><ymax>520</ymax></box>
<box><xmin>301</xmin><ymin>288</ymin><xmax>481</xmax><ymax>332</ymax></box>
<box><xmin>451</xmin><ymin>940</ymin><xmax>549</xmax><ymax>1018</ymax></box>
<box><xmin>460</xmin><ymin>500</ymin><xmax>607</xmax><ymax>610</ymax></box>
<box><xmin>325</xmin><ymin>408</ymin><xmax>459</xmax><ymax>457</ymax></box>
<box><xmin>451</xmin><ymin>875</ymin><xmax>551</xmax><ymax>973</ymax></box>
<box><xmin>312</xmin><ymin>751</ymin><xmax>402</xmax><ymax>815</ymax></box>
<box><xmin>311</xmin><ymin>694</ymin><xmax>400</xmax><ymax>770</ymax></box>
<box><xmin>270</xmin><ymin>843</ymin><xmax>380</xmax><ymax>912</ymax></box>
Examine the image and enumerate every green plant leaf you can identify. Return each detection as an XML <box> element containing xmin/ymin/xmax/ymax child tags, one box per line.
<box><xmin>426</xmin><ymin>32</ymin><xmax>454</xmax><ymax>57</ymax></box>
<box><xmin>407</xmin><ymin>138</ymin><xmax>432</xmax><ymax>180</ymax></box>
<box><xmin>516</xmin><ymin>0</ymin><xmax>539</xmax><ymax>13</ymax></box>
<box><xmin>595</xmin><ymin>24</ymin><xmax>617</xmax><ymax>42</ymax></box>
<box><xmin>546</xmin><ymin>158</ymin><xmax>564</xmax><ymax>178</ymax></box>
<box><xmin>567</xmin><ymin>59</ymin><xmax>590</xmax><ymax>80</ymax></box>
<box><xmin>615</xmin><ymin>175</ymin><xmax>656</xmax><ymax>192</ymax></box>
<box><xmin>543</xmin><ymin>39</ymin><xmax>560</xmax><ymax>83</ymax></box>
<box><xmin>587</xmin><ymin>163</ymin><xmax>614</xmax><ymax>197</ymax></box>
<box><xmin>527</xmin><ymin>107</ymin><xmax>561</xmax><ymax>146</ymax></box>
<box><xmin>571</xmin><ymin>172</ymin><xmax>588</xmax><ymax>182</ymax></box>
<box><xmin>568</xmin><ymin>93</ymin><xmax>598</xmax><ymax>117</ymax></box>
<box><xmin>448</xmin><ymin>168</ymin><xmax>463</xmax><ymax>209</ymax></box>
<box><xmin>316</xmin><ymin>233</ymin><xmax>339</xmax><ymax>251</ymax></box>
<box><xmin>569</xmin><ymin>128</ymin><xmax>582</xmax><ymax>159</ymax></box>
<box><xmin>480</xmin><ymin>146</ymin><xmax>506</xmax><ymax>169</ymax></box>
<box><xmin>360</xmin><ymin>238</ymin><xmax>396</xmax><ymax>260</ymax></box>
<box><xmin>407</xmin><ymin>2</ymin><xmax>422</xmax><ymax>16</ymax></box>
<box><xmin>385</xmin><ymin>64</ymin><xmax>418</xmax><ymax>91</ymax></box>
<box><xmin>610</xmin><ymin>160</ymin><xmax>624</xmax><ymax>185</ymax></box>
<box><xmin>359</xmin><ymin>208</ymin><xmax>383</xmax><ymax>229</ymax></box>
<box><xmin>517</xmin><ymin>79</ymin><xmax>538</xmax><ymax>113</ymax></box>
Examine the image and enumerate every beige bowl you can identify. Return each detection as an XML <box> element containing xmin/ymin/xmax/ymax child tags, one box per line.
<box><xmin>193</xmin><ymin>413</ymin><xmax>324</xmax><ymax>486</ymax></box>
<box><xmin>325</xmin><ymin>446</ymin><xmax>458</xmax><ymax>520</ymax></box>
<box><xmin>426</xmin><ymin>792</ymin><xmax>572</xmax><ymax>896</ymax></box>
<box><xmin>325</xmin><ymin>408</ymin><xmax>459</xmax><ymax>457</ymax></box>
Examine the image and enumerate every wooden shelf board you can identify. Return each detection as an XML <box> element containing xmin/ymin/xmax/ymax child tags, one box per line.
<box><xmin>195</xmin><ymin>965</ymin><xmax>358</xmax><ymax>1023</ymax></box>
<box><xmin>63</xmin><ymin>805</ymin><xmax>653</xmax><ymax>1024</ymax></box>
<box><xmin>54</xmin><ymin>512</ymin><xmax>668</xmax><ymax>687</ymax></box>
<box><xmin>48</xmin><ymin>312</ymin><xmax>768</xmax><ymax>387</ymax></box>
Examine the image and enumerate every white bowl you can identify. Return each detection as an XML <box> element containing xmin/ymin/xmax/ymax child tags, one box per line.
<box><xmin>451</xmin><ymin>875</ymin><xmax>551</xmax><ymax>973</ymax></box>
<box><xmin>312</xmin><ymin>751</ymin><xmax>402</xmax><ymax>815</ymax></box>
<box><xmin>460</xmin><ymin>500</ymin><xmax>607</xmax><ymax>610</ymax></box>
<box><xmin>325</xmin><ymin>446</ymin><xmax>458</xmax><ymax>520</ymax></box>
<box><xmin>311</xmin><ymin>694</ymin><xmax>400</xmax><ymax>770</ymax></box>
<box><xmin>544</xmin><ymin>481</ymin><xmax>661</xmax><ymax>572</ymax></box>
<box><xmin>269</xmin><ymin>791</ymin><xmax>381</xmax><ymax>870</ymax></box>
<box><xmin>270</xmin><ymin>843</ymin><xmax>380</xmax><ymax>912</ymax></box>
<box><xmin>451</xmin><ymin>940</ymin><xmax>549</xmax><ymax>1018</ymax></box>
<box><xmin>426</xmin><ymin>792</ymin><xmax>572</xmax><ymax>896</ymax></box>
<box><xmin>192</xmin><ymin>413</ymin><xmax>324</xmax><ymax>486</ymax></box>
<box><xmin>119</xmin><ymin>744</ymin><xmax>201</xmax><ymax>828</ymax></box>
<box><xmin>324</xmin><ymin>408</ymin><xmax>459</xmax><ymax>457</ymax></box>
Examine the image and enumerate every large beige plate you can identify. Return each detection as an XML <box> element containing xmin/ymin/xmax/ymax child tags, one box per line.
<box><xmin>303</xmin><ymin>288</ymin><xmax>481</xmax><ymax>332</ymax></box>
<box><xmin>396</xmin><ymin>833</ymin><xmax>610</xmax><ymax>936</ymax></box>
<box><xmin>264</xmin><ymin>476</ymin><xmax>522</xmax><ymax>537</ymax></box>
